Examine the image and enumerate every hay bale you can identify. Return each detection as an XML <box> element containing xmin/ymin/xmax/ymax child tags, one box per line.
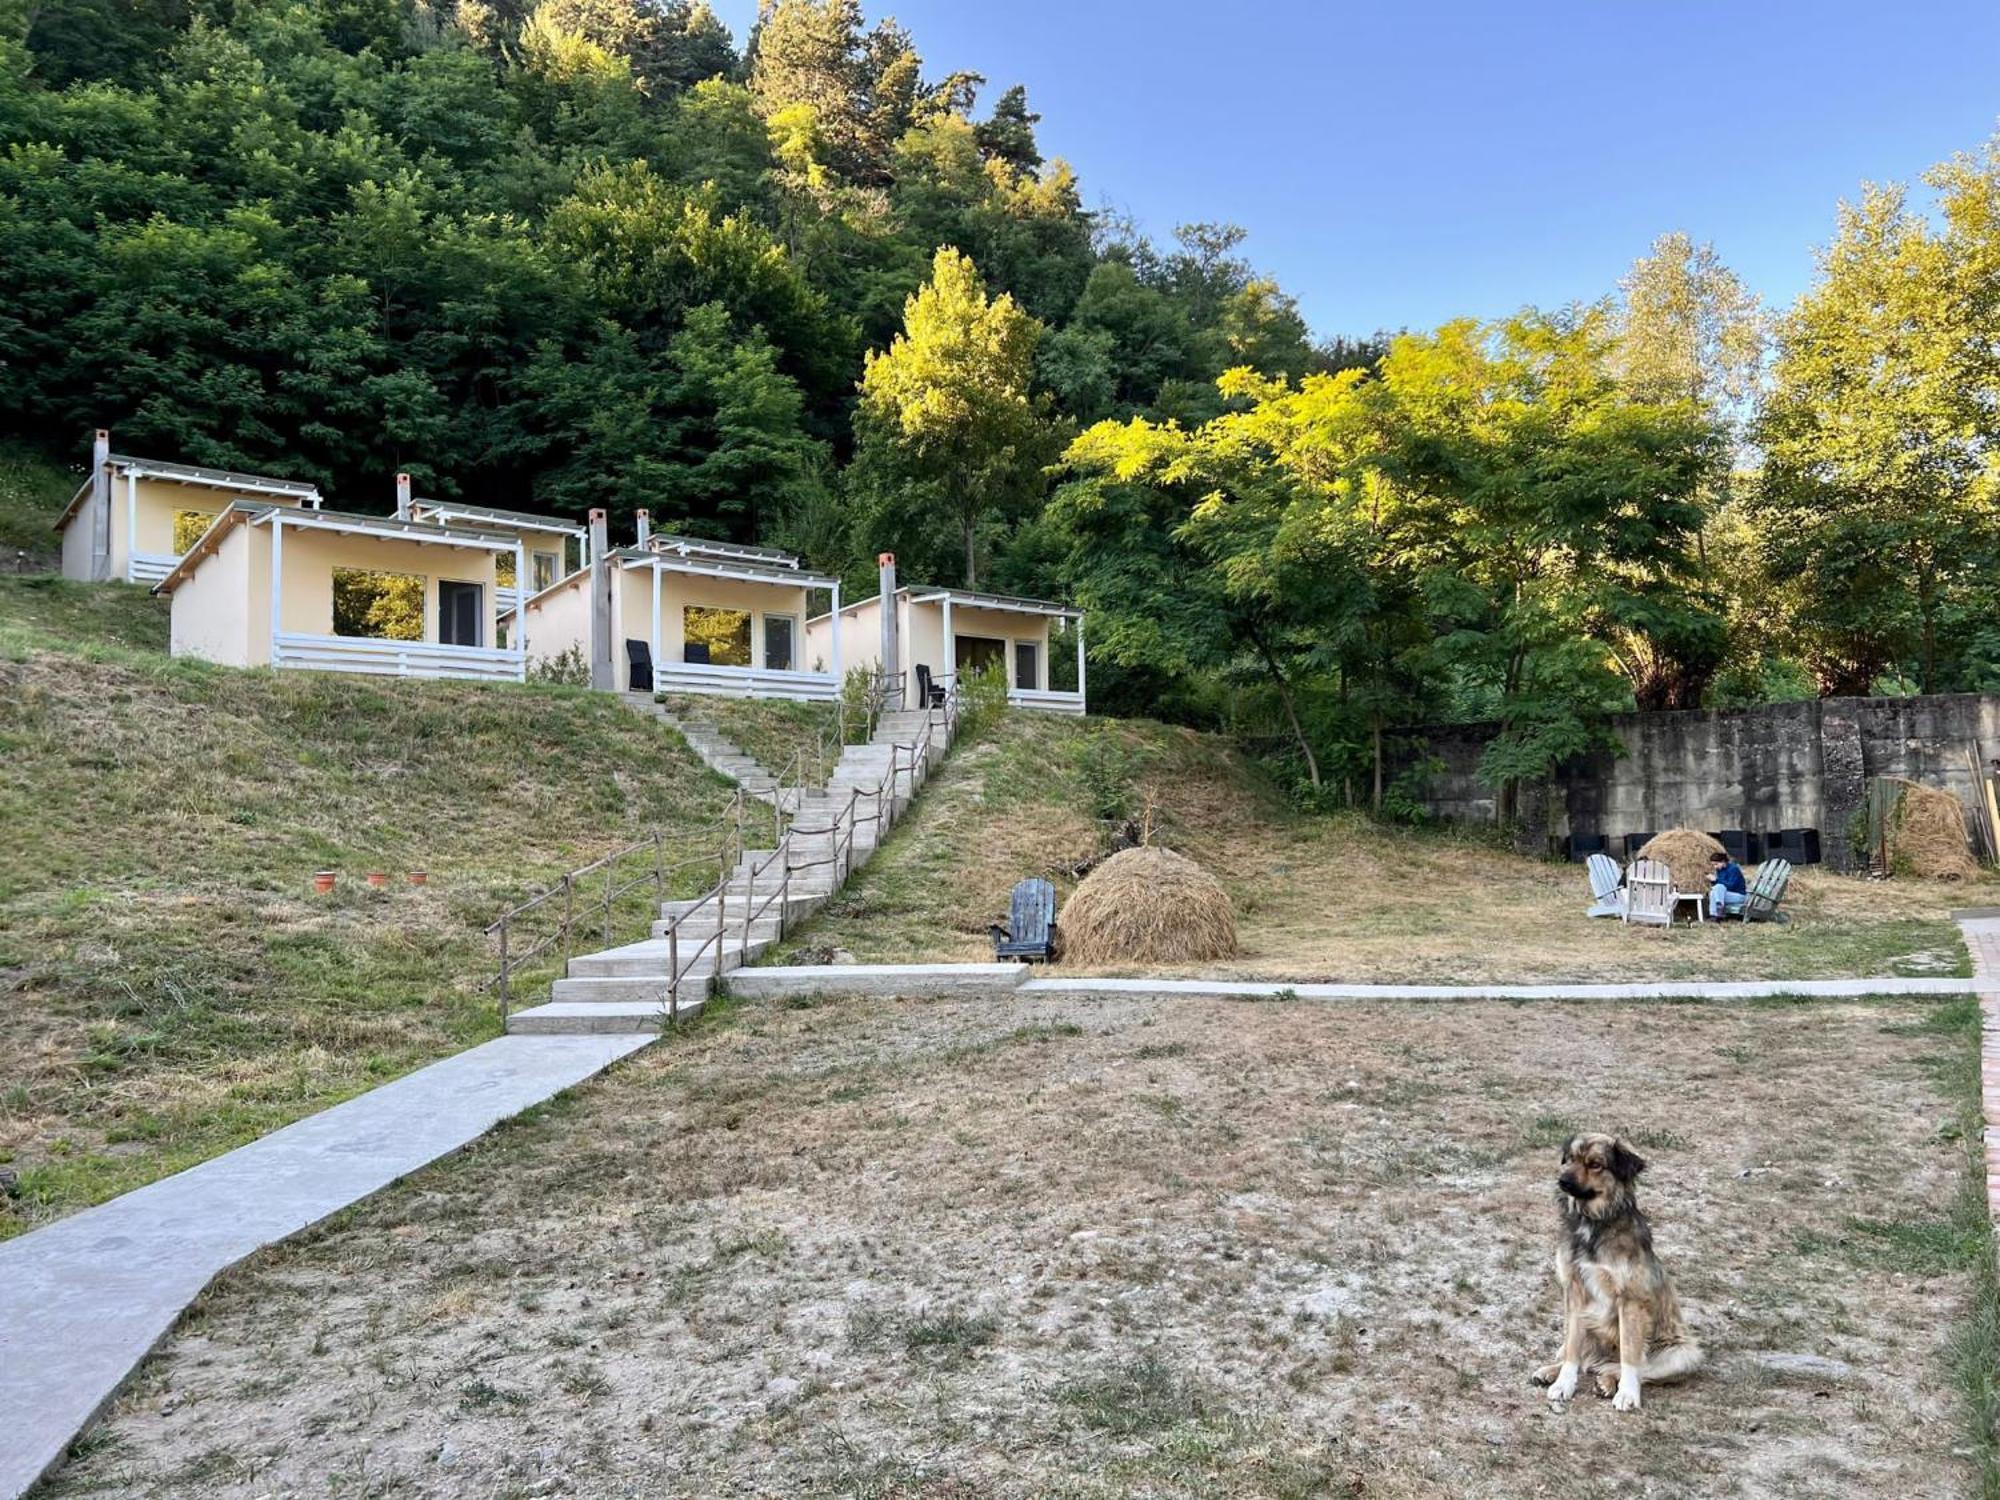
<box><xmin>1059</xmin><ymin>846</ymin><xmax>1237</xmax><ymax>965</ymax></box>
<box><xmin>1885</xmin><ymin>778</ymin><xmax>1979</xmax><ymax>881</ymax></box>
<box><xmin>1634</xmin><ymin>829</ymin><xmax>1727</xmax><ymax>893</ymax></box>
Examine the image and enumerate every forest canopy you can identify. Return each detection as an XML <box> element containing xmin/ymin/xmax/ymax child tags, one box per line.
<box><xmin>5</xmin><ymin>0</ymin><xmax>2000</xmax><ymax>807</ymax></box>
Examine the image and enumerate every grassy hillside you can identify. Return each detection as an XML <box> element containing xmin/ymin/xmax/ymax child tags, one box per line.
<box><xmin>0</xmin><ymin>575</ymin><xmax>739</xmax><ymax>1237</ymax></box>
<box><xmin>0</xmin><ymin>442</ymin><xmax>77</xmax><ymax>567</ymax></box>
<box><xmin>781</xmin><ymin>712</ymin><xmax>1973</xmax><ymax>982</ymax></box>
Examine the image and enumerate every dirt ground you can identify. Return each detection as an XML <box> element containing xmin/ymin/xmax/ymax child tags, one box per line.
<box><xmin>45</xmin><ymin>991</ymin><xmax>1981</xmax><ymax>1500</ymax></box>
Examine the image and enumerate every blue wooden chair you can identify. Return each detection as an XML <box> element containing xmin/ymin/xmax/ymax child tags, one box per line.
<box><xmin>990</xmin><ymin>877</ymin><xmax>1058</xmax><ymax>962</ymax></box>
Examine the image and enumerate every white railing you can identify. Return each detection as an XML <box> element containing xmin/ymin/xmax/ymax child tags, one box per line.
<box><xmin>654</xmin><ymin>661</ymin><xmax>839</xmax><ymax>701</ymax></box>
<box><xmin>497</xmin><ymin>583</ymin><xmax>526</xmax><ymax>615</ymax></box>
<box><xmin>273</xmin><ymin>632</ymin><xmax>526</xmax><ymax>682</ymax></box>
<box><xmin>127</xmin><ymin>552</ymin><xmax>178</xmax><ymax>586</ymax></box>
<box><xmin>1008</xmin><ymin>687</ymin><xmax>1086</xmax><ymax>715</ymax></box>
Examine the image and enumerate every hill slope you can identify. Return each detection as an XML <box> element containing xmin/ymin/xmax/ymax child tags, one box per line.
<box><xmin>0</xmin><ymin>576</ymin><xmax>738</xmax><ymax>1236</ymax></box>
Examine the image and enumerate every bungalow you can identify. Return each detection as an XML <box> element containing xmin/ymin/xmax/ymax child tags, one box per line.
<box><xmin>805</xmin><ymin>555</ymin><xmax>1085</xmax><ymax>714</ymax></box>
<box><xmin>154</xmin><ymin>502</ymin><xmax>527</xmax><ymax>681</ymax></box>
<box><xmin>56</xmin><ymin>429</ymin><xmax>322</xmax><ymax>586</ymax></box>
<box><xmin>393</xmin><ymin>474</ymin><xmax>589</xmax><ymax>615</ymax></box>
<box><xmin>503</xmin><ymin>512</ymin><xmax>844</xmax><ymax>699</ymax></box>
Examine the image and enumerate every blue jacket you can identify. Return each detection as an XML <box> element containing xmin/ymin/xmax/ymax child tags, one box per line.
<box><xmin>1712</xmin><ymin>861</ymin><xmax>1746</xmax><ymax>895</ymax></box>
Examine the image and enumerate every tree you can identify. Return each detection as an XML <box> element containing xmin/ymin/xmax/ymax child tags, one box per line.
<box><xmin>1752</xmin><ymin>179</ymin><xmax>1996</xmax><ymax>695</ymax></box>
<box><xmin>974</xmin><ymin>83</ymin><xmax>1040</xmax><ymax>171</ymax></box>
<box><xmin>1615</xmin><ymin>231</ymin><xmax>1764</xmax><ymax>422</ymax></box>
<box><xmin>850</xmin><ymin>246</ymin><xmax>1049</xmax><ymax>586</ymax></box>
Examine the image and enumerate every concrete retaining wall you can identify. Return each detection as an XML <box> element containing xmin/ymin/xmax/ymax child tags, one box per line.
<box><xmin>1400</xmin><ymin>693</ymin><xmax>2000</xmax><ymax>869</ymax></box>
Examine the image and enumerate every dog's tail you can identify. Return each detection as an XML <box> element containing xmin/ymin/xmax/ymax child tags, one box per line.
<box><xmin>1642</xmin><ymin>1339</ymin><xmax>1704</xmax><ymax>1384</ymax></box>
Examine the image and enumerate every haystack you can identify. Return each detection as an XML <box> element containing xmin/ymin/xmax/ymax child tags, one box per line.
<box><xmin>1059</xmin><ymin>846</ymin><xmax>1237</xmax><ymax>965</ymax></box>
<box><xmin>1883</xmin><ymin>778</ymin><xmax>1979</xmax><ymax>881</ymax></box>
<box><xmin>1634</xmin><ymin>829</ymin><xmax>1727</xmax><ymax>894</ymax></box>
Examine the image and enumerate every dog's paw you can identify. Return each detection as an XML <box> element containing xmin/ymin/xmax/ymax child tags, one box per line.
<box><xmin>1594</xmin><ymin>1369</ymin><xmax>1619</xmax><ymax>1399</ymax></box>
<box><xmin>1611</xmin><ymin>1373</ymin><xmax>1642</xmax><ymax>1412</ymax></box>
<box><xmin>1530</xmin><ymin>1363</ymin><xmax>1561</xmax><ymax>1387</ymax></box>
<box><xmin>1546</xmin><ymin>1364</ymin><xmax>1580</xmax><ymax>1404</ymax></box>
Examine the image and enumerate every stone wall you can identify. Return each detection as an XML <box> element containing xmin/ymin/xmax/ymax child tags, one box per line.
<box><xmin>1401</xmin><ymin>694</ymin><xmax>2000</xmax><ymax>869</ymax></box>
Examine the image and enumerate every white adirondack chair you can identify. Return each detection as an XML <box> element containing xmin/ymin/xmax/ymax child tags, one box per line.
<box><xmin>1623</xmin><ymin>858</ymin><xmax>1674</xmax><ymax>929</ymax></box>
<box><xmin>1584</xmin><ymin>852</ymin><xmax>1625</xmax><ymax>918</ymax></box>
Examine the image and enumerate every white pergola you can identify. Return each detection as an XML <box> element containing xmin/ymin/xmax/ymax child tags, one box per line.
<box><xmin>256</xmin><ymin>509</ymin><xmax>528</xmax><ymax>680</ymax></box>
<box><xmin>908</xmin><ymin>586</ymin><xmax>1086</xmax><ymax>710</ymax></box>
<box><xmin>631</xmin><ymin>549</ymin><xmax>845</xmax><ymax>699</ymax></box>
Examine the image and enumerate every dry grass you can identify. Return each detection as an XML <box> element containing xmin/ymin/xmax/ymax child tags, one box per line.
<box><xmin>1059</xmin><ymin>846</ymin><xmax>1237</xmax><ymax>965</ymax></box>
<box><xmin>1636</xmin><ymin>828</ymin><xmax>1729</xmax><ymax>893</ymax></box>
<box><xmin>0</xmin><ymin>577</ymin><xmax>738</xmax><ymax>1235</ymax></box>
<box><xmin>1888</xmin><ymin>779</ymin><xmax>1981</xmax><ymax>882</ymax></box>
<box><xmin>782</xmin><ymin>714</ymin><xmax>1976</xmax><ymax>983</ymax></box>
<box><xmin>40</xmin><ymin>990</ymin><xmax>1984</xmax><ymax>1500</ymax></box>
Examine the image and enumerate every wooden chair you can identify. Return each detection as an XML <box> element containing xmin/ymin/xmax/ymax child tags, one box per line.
<box><xmin>1584</xmin><ymin>852</ymin><xmax>1625</xmax><ymax>919</ymax></box>
<box><xmin>624</xmin><ymin>639</ymin><xmax>653</xmax><ymax>693</ymax></box>
<box><xmin>1623</xmin><ymin>858</ymin><xmax>1674</xmax><ymax>929</ymax></box>
<box><xmin>989</xmin><ymin>877</ymin><xmax>1058</xmax><ymax>962</ymax></box>
<box><xmin>1737</xmin><ymin>858</ymin><xmax>1794</xmax><ymax>923</ymax></box>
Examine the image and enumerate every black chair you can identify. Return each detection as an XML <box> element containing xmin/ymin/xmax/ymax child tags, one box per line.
<box><xmin>683</xmin><ymin>641</ymin><xmax>710</xmax><ymax>665</ymax></box>
<box><xmin>914</xmin><ymin>663</ymin><xmax>947</xmax><ymax>708</ymax></box>
<box><xmin>624</xmin><ymin>639</ymin><xmax>653</xmax><ymax>693</ymax></box>
<box><xmin>990</xmin><ymin>878</ymin><xmax>1057</xmax><ymax>962</ymax></box>
<box><xmin>1771</xmin><ymin>827</ymin><xmax>1823</xmax><ymax>865</ymax></box>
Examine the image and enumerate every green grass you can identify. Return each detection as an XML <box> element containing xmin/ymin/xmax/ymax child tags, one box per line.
<box><xmin>0</xmin><ymin>576</ymin><xmax>740</xmax><ymax>1236</ymax></box>
<box><xmin>0</xmin><ymin>442</ymin><xmax>77</xmax><ymax>562</ymax></box>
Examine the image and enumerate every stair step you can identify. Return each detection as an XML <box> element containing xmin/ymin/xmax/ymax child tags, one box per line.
<box><xmin>507</xmin><ymin>998</ymin><xmax>705</xmax><ymax>1034</ymax></box>
<box><xmin>565</xmin><ymin>934</ymin><xmax>775</xmax><ymax>978</ymax></box>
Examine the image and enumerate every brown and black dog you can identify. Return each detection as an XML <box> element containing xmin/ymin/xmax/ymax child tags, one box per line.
<box><xmin>1531</xmin><ymin>1133</ymin><xmax>1703</xmax><ymax>1411</ymax></box>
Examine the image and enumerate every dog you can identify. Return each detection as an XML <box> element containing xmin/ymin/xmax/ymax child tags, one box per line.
<box><xmin>1530</xmin><ymin>1132</ymin><xmax>1703</xmax><ymax>1412</ymax></box>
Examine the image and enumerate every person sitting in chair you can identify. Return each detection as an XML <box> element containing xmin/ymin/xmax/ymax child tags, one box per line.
<box><xmin>1708</xmin><ymin>850</ymin><xmax>1747</xmax><ymax>919</ymax></box>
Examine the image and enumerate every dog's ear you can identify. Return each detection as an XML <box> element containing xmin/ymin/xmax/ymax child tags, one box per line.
<box><xmin>1608</xmin><ymin>1139</ymin><xmax>1647</xmax><ymax>1182</ymax></box>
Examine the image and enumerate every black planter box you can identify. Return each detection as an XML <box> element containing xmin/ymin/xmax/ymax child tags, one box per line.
<box><xmin>1565</xmin><ymin>833</ymin><xmax>1609</xmax><ymax>862</ymax></box>
<box><xmin>1771</xmin><ymin>828</ymin><xmax>1822</xmax><ymax>865</ymax></box>
<box><xmin>1623</xmin><ymin>831</ymin><xmax>1656</xmax><ymax>858</ymax></box>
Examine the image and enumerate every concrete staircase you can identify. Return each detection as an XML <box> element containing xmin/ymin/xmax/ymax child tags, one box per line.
<box><xmin>505</xmin><ymin>704</ymin><xmax>951</xmax><ymax>1035</ymax></box>
<box><xmin>622</xmin><ymin>694</ymin><xmax>789</xmax><ymax>805</ymax></box>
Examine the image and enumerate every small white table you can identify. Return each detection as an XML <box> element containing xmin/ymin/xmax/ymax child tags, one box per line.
<box><xmin>1672</xmin><ymin>893</ymin><xmax>1707</xmax><ymax>924</ymax></box>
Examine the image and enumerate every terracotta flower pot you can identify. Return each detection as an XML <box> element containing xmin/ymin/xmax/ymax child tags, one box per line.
<box><xmin>365</xmin><ymin>871</ymin><xmax>390</xmax><ymax>888</ymax></box>
<box><xmin>312</xmin><ymin>871</ymin><xmax>337</xmax><ymax>894</ymax></box>
<box><xmin>407</xmin><ymin>870</ymin><xmax>429</xmax><ymax>887</ymax></box>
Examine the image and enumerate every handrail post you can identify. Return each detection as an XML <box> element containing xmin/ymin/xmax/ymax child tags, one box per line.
<box><xmin>669</xmin><ymin>919</ymin><xmax>680</xmax><ymax>1026</ymax></box>
<box><xmin>560</xmin><ymin>873</ymin><xmax>575</xmax><ymax>964</ymax></box>
<box><xmin>716</xmin><ymin>848</ymin><xmax>728</xmax><ymax>981</ymax></box>
<box><xmin>497</xmin><ymin>919</ymin><xmax>510</xmax><ymax>1026</ymax></box>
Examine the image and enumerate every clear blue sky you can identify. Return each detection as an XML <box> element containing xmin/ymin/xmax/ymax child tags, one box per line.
<box><xmin>707</xmin><ymin>0</ymin><xmax>2000</xmax><ymax>339</ymax></box>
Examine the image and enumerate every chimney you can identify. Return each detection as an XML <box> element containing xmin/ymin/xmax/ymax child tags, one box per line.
<box><xmin>394</xmin><ymin>472</ymin><xmax>412</xmax><ymax>520</ymax></box>
<box><xmin>90</xmin><ymin>429</ymin><xmax>112</xmax><ymax>582</ymax></box>
<box><xmin>877</xmin><ymin>552</ymin><xmax>900</xmax><ymax>710</ymax></box>
<box><xmin>588</xmin><ymin>508</ymin><xmax>614</xmax><ymax>691</ymax></box>
<box><xmin>634</xmin><ymin>508</ymin><xmax>651</xmax><ymax>547</ymax></box>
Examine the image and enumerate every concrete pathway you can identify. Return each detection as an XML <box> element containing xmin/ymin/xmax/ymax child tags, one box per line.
<box><xmin>1952</xmin><ymin>912</ymin><xmax>2000</xmax><ymax>1225</ymax></box>
<box><xmin>724</xmin><ymin>962</ymin><xmax>1981</xmax><ymax>1005</ymax></box>
<box><xmin>0</xmin><ymin>1033</ymin><xmax>650</xmax><ymax>1500</ymax></box>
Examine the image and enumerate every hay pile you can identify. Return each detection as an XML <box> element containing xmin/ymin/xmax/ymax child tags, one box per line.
<box><xmin>1635</xmin><ymin>829</ymin><xmax>1727</xmax><ymax>893</ymax></box>
<box><xmin>1059</xmin><ymin>846</ymin><xmax>1237</xmax><ymax>965</ymax></box>
<box><xmin>1884</xmin><ymin>778</ymin><xmax>1979</xmax><ymax>881</ymax></box>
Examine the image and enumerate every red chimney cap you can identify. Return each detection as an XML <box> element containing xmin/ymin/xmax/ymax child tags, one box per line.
<box><xmin>588</xmin><ymin>507</ymin><xmax>608</xmax><ymax>520</ymax></box>
<box><xmin>635</xmin><ymin>507</ymin><xmax>650</xmax><ymax>517</ymax></box>
<box><xmin>395</xmin><ymin>471</ymin><xmax>410</xmax><ymax>482</ymax></box>
<box><xmin>877</xmin><ymin>552</ymin><xmax>896</xmax><ymax>566</ymax></box>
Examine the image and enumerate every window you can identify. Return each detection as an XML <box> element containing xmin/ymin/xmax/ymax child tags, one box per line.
<box><xmin>684</xmin><ymin>606</ymin><xmax>751</xmax><ymax>666</ymax></box>
<box><xmin>764</xmin><ymin>614</ymin><xmax>795</xmax><ymax>672</ymax></box>
<box><xmin>532</xmin><ymin>550</ymin><xmax>560</xmax><ymax>592</ymax></box>
<box><xmin>172</xmin><ymin>510</ymin><xmax>219</xmax><ymax>553</ymax></box>
<box><xmin>333</xmin><ymin>569</ymin><xmax>425</xmax><ymax>641</ymax></box>
<box><xmin>438</xmin><ymin>581</ymin><xmax>484</xmax><ymax>646</ymax></box>
<box><xmin>1013</xmin><ymin>640</ymin><xmax>1040</xmax><ymax>692</ymax></box>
